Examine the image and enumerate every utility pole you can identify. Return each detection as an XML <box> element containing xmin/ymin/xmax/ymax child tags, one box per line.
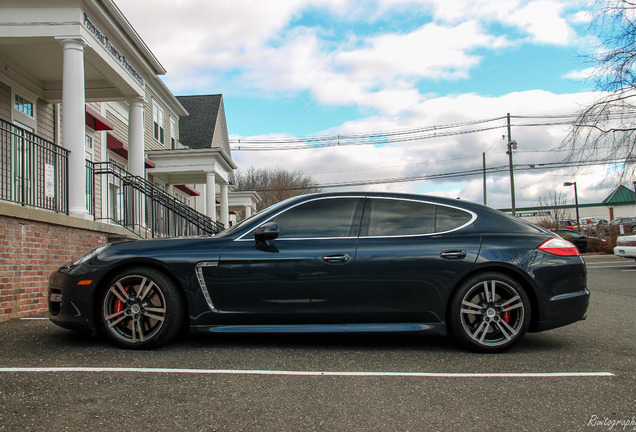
<box><xmin>482</xmin><ymin>152</ymin><xmax>487</xmax><ymax>205</ymax></box>
<box><xmin>506</xmin><ymin>113</ymin><xmax>517</xmax><ymax>216</ymax></box>
<box><xmin>564</xmin><ymin>182</ymin><xmax>580</xmax><ymax>232</ymax></box>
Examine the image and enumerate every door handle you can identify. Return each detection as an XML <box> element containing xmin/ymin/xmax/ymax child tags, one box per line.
<box><xmin>440</xmin><ymin>250</ymin><xmax>467</xmax><ymax>260</ymax></box>
<box><xmin>322</xmin><ymin>253</ymin><xmax>351</xmax><ymax>264</ymax></box>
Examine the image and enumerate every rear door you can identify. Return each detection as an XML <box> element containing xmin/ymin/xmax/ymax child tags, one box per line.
<box><xmin>351</xmin><ymin>197</ymin><xmax>480</xmax><ymax>323</ymax></box>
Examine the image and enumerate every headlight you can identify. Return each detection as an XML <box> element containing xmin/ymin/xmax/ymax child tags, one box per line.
<box><xmin>69</xmin><ymin>244</ymin><xmax>111</xmax><ymax>267</ymax></box>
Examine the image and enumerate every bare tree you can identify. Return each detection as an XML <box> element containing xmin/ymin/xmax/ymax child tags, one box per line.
<box><xmin>536</xmin><ymin>191</ymin><xmax>572</xmax><ymax>230</ymax></box>
<box><xmin>565</xmin><ymin>0</ymin><xmax>636</xmax><ymax>180</ymax></box>
<box><xmin>234</xmin><ymin>167</ymin><xmax>323</xmax><ymax>210</ymax></box>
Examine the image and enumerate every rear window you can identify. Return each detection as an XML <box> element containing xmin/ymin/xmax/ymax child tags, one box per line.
<box><xmin>366</xmin><ymin>198</ymin><xmax>473</xmax><ymax>237</ymax></box>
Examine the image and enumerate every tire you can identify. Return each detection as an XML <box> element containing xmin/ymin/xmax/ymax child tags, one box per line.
<box><xmin>98</xmin><ymin>267</ymin><xmax>185</xmax><ymax>349</ymax></box>
<box><xmin>447</xmin><ymin>272</ymin><xmax>531</xmax><ymax>353</ymax></box>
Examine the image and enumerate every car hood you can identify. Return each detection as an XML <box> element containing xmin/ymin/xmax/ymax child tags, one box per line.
<box><xmin>101</xmin><ymin>235</ymin><xmax>232</xmax><ymax>262</ymax></box>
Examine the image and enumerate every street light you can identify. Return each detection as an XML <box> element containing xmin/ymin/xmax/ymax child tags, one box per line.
<box><xmin>564</xmin><ymin>181</ymin><xmax>580</xmax><ymax>232</ymax></box>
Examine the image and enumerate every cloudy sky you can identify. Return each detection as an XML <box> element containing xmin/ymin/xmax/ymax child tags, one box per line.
<box><xmin>115</xmin><ymin>0</ymin><xmax>622</xmax><ymax>211</ymax></box>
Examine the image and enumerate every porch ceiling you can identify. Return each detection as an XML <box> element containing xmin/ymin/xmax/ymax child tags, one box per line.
<box><xmin>0</xmin><ymin>37</ymin><xmax>142</xmax><ymax>102</ymax></box>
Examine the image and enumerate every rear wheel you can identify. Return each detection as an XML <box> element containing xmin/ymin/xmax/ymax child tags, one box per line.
<box><xmin>98</xmin><ymin>267</ymin><xmax>184</xmax><ymax>349</ymax></box>
<box><xmin>448</xmin><ymin>272</ymin><xmax>530</xmax><ymax>353</ymax></box>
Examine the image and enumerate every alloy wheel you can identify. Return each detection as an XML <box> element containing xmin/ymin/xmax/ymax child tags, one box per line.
<box><xmin>102</xmin><ymin>274</ymin><xmax>167</xmax><ymax>345</ymax></box>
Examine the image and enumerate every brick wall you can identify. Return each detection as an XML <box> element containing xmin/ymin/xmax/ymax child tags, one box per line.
<box><xmin>0</xmin><ymin>215</ymin><xmax>109</xmax><ymax>321</ymax></box>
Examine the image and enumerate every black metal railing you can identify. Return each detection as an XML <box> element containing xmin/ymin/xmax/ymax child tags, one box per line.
<box><xmin>0</xmin><ymin>119</ymin><xmax>68</xmax><ymax>213</ymax></box>
<box><xmin>88</xmin><ymin>161</ymin><xmax>224</xmax><ymax>238</ymax></box>
<box><xmin>0</xmin><ymin>119</ymin><xmax>220</xmax><ymax>238</ymax></box>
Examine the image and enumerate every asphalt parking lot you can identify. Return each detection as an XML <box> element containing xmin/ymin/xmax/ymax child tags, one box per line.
<box><xmin>1</xmin><ymin>254</ymin><xmax>635</xmax><ymax>431</ymax></box>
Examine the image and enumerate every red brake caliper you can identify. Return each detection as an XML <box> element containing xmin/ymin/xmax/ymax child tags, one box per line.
<box><xmin>114</xmin><ymin>286</ymin><xmax>129</xmax><ymax>327</ymax></box>
<box><xmin>502</xmin><ymin>300</ymin><xmax>511</xmax><ymax>323</ymax></box>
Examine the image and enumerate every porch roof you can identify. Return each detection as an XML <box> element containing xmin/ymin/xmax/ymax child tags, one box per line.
<box><xmin>146</xmin><ymin>148</ymin><xmax>237</xmax><ymax>185</ymax></box>
<box><xmin>0</xmin><ymin>0</ymin><xmax>168</xmax><ymax>102</ymax></box>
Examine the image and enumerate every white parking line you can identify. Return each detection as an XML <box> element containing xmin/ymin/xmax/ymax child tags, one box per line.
<box><xmin>587</xmin><ymin>265</ymin><xmax>634</xmax><ymax>269</ymax></box>
<box><xmin>0</xmin><ymin>367</ymin><xmax>614</xmax><ymax>378</ymax></box>
<box><xmin>587</xmin><ymin>266</ymin><xmax>636</xmax><ymax>272</ymax></box>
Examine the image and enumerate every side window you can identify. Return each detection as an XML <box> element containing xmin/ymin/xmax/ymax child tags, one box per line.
<box><xmin>367</xmin><ymin>199</ymin><xmax>473</xmax><ymax>236</ymax></box>
<box><xmin>436</xmin><ymin>205</ymin><xmax>474</xmax><ymax>232</ymax></box>
<box><xmin>268</xmin><ymin>198</ymin><xmax>361</xmax><ymax>239</ymax></box>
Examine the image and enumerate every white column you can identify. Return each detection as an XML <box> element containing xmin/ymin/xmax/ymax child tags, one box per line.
<box><xmin>59</xmin><ymin>38</ymin><xmax>89</xmax><ymax>219</ymax></box>
<box><xmin>220</xmin><ymin>183</ymin><xmax>229</xmax><ymax>228</ymax></box>
<box><xmin>127</xmin><ymin>97</ymin><xmax>145</xmax><ymax>178</ymax></box>
<box><xmin>206</xmin><ymin>171</ymin><xmax>217</xmax><ymax>223</ymax></box>
<box><xmin>244</xmin><ymin>205</ymin><xmax>252</xmax><ymax>218</ymax></box>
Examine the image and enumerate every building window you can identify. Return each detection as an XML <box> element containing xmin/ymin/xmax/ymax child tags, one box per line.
<box><xmin>107</xmin><ymin>158</ymin><xmax>125</xmax><ymax>223</ymax></box>
<box><xmin>14</xmin><ymin>95</ymin><xmax>34</xmax><ymax>117</ymax></box>
<box><xmin>170</xmin><ymin>118</ymin><xmax>177</xmax><ymax>149</ymax></box>
<box><xmin>85</xmin><ymin>135</ymin><xmax>93</xmax><ymax>161</ymax></box>
<box><xmin>153</xmin><ymin>102</ymin><xmax>164</xmax><ymax>144</ymax></box>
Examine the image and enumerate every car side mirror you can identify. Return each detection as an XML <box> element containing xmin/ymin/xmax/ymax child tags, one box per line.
<box><xmin>253</xmin><ymin>222</ymin><xmax>279</xmax><ymax>248</ymax></box>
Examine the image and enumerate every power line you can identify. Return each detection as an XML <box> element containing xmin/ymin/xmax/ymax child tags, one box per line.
<box><xmin>230</xmin><ymin>116</ymin><xmax>509</xmax><ymax>150</ymax></box>
<box><xmin>229</xmin><ymin>111</ymin><xmax>636</xmax><ymax>151</ymax></box>
<box><xmin>248</xmin><ymin>157</ymin><xmax>632</xmax><ymax>192</ymax></box>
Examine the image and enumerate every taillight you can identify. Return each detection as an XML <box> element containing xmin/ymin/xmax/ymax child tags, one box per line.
<box><xmin>538</xmin><ymin>238</ymin><xmax>581</xmax><ymax>256</ymax></box>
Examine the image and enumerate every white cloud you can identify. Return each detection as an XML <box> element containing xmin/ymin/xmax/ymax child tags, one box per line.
<box><xmin>508</xmin><ymin>1</ymin><xmax>576</xmax><ymax>45</ymax></box>
<box><xmin>115</xmin><ymin>0</ymin><xmax>584</xmax><ymax>108</ymax></box>
<box><xmin>113</xmin><ymin>0</ymin><xmax>612</xmax><ymax>210</ymax></box>
<box><xmin>374</xmin><ymin>0</ymin><xmax>584</xmax><ymax>45</ymax></box>
<box><xmin>336</xmin><ymin>21</ymin><xmax>508</xmax><ymax>80</ymax></box>
<box><xmin>233</xmin><ymin>90</ymin><xmax>606</xmax><ymax>209</ymax></box>
<box><xmin>563</xmin><ymin>67</ymin><xmax>595</xmax><ymax>81</ymax></box>
<box><xmin>569</xmin><ymin>9</ymin><xmax>593</xmax><ymax>24</ymax></box>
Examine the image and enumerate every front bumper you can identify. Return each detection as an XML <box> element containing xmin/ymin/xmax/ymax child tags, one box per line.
<box><xmin>48</xmin><ymin>269</ymin><xmax>99</xmax><ymax>332</ymax></box>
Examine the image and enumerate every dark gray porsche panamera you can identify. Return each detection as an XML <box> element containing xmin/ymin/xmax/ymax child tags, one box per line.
<box><xmin>49</xmin><ymin>192</ymin><xmax>589</xmax><ymax>352</ymax></box>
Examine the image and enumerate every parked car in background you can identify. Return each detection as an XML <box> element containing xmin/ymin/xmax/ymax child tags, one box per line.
<box><xmin>610</xmin><ymin>217</ymin><xmax>636</xmax><ymax>234</ymax></box>
<box><xmin>579</xmin><ymin>218</ymin><xmax>608</xmax><ymax>230</ymax></box>
<box><xmin>555</xmin><ymin>229</ymin><xmax>606</xmax><ymax>253</ymax></box>
<box><xmin>559</xmin><ymin>219</ymin><xmax>579</xmax><ymax>230</ymax></box>
<box><xmin>614</xmin><ymin>235</ymin><xmax>636</xmax><ymax>261</ymax></box>
<box><xmin>48</xmin><ymin>192</ymin><xmax>589</xmax><ymax>353</ymax></box>
<box><xmin>579</xmin><ymin>218</ymin><xmax>599</xmax><ymax>228</ymax></box>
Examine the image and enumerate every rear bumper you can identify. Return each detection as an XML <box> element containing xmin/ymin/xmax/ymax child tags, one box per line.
<box><xmin>614</xmin><ymin>246</ymin><xmax>636</xmax><ymax>259</ymax></box>
<box><xmin>531</xmin><ymin>289</ymin><xmax>590</xmax><ymax>332</ymax></box>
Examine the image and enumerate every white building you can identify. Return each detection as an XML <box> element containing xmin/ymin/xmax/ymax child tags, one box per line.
<box><xmin>0</xmin><ymin>0</ymin><xmax>259</xmax><ymax>237</ymax></box>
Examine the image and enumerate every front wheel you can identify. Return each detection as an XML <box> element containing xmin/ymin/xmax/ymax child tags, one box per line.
<box><xmin>448</xmin><ymin>272</ymin><xmax>531</xmax><ymax>353</ymax></box>
<box><xmin>98</xmin><ymin>267</ymin><xmax>185</xmax><ymax>349</ymax></box>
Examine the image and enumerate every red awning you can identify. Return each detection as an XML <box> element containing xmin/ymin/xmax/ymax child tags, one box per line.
<box><xmin>107</xmin><ymin>133</ymin><xmax>127</xmax><ymax>157</ymax></box>
<box><xmin>107</xmin><ymin>133</ymin><xmax>155</xmax><ymax>168</ymax></box>
<box><xmin>175</xmin><ymin>184</ymin><xmax>200</xmax><ymax>196</ymax></box>
<box><xmin>85</xmin><ymin>106</ymin><xmax>114</xmax><ymax>131</ymax></box>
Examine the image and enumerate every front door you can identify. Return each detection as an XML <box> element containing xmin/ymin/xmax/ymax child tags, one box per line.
<box><xmin>212</xmin><ymin>197</ymin><xmax>364</xmax><ymax>324</ymax></box>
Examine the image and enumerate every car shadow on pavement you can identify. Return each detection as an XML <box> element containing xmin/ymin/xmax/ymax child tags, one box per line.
<box><xmin>25</xmin><ymin>319</ymin><xmax>574</xmax><ymax>357</ymax></box>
